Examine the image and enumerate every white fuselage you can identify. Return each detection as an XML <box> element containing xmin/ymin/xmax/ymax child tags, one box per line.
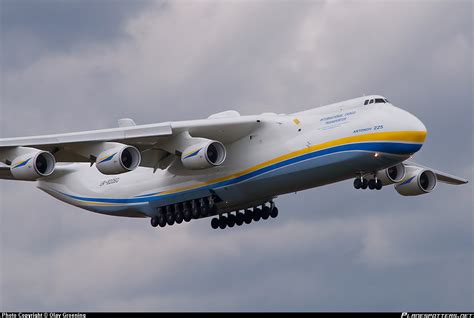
<box><xmin>37</xmin><ymin>96</ymin><xmax>427</xmax><ymax>218</ymax></box>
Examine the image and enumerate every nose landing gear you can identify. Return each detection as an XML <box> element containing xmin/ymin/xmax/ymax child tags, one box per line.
<box><xmin>354</xmin><ymin>174</ymin><xmax>382</xmax><ymax>190</ymax></box>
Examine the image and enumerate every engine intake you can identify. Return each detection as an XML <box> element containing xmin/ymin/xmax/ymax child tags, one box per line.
<box><xmin>376</xmin><ymin>163</ymin><xmax>406</xmax><ymax>185</ymax></box>
<box><xmin>96</xmin><ymin>145</ymin><xmax>141</xmax><ymax>175</ymax></box>
<box><xmin>10</xmin><ymin>150</ymin><xmax>56</xmax><ymax>180</ymax></box>
<box><xmin>395</xmin><ymin>166</ymin><xmax>437</xmax><ymax>196</ymax></box>
<box><xmin>181</xmin><ymin>140</ymin><xmax>226</xmax><ymax>170</ymax></box>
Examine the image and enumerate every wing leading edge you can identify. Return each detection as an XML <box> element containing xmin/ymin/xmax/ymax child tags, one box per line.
<box><xmin>404</xmin><ymin>161</ymin><xmax>468</xmax><ymax>185</ymax></box>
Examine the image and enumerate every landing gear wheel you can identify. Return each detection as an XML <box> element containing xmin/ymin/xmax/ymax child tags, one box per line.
<box><xmin>235</xmin><ymin>212</ymin><xmax>244</xmax><ymax>226</ymax></box>
<box><xmin>354</xmin><ymin>178</ymin><xmax>362</xmax><ymax>189</ymax></box>
<box><xmin>166</xmin><ymin>213</ymin><xmax>175</xmax><ymax>226</ymax></box>
<box><xmin>183</xmin><ymin>209</ymin><xmax>192</xmax><ymax>222</ymax></box>
<box><xmin>150</xmin><ymin>216</ymin><xmax>159</xmax><ymax>227</ymax></box>
<box><xmin>375</xmin><ymin>179</ymin><xmax>383</xmax><ymax>190</ymax></box>
<box><xmin>368</xmin><ymin>179</ymin><xmax>376</xmax><ymax>190</ymax></box>
<box><xmin>218</xmin><ymin>216</ymin><xmax>227</xmax><ymax>229</ymax></box>
<box><xmin>158</xmin><ymin>215</ymin><xmax>166</xmax><ymax>227</ymax></box>
<box><xmin>227</xmin><ymin>214</ymin><xmax>236</xmax><ymax>228</ymax></box>
<box><xmin>211</xmin><ymin>218</ymin><xmax>219</xmax><ymax>229</ymax></box>
<box><xmin>175</xmin><ymin>211</ymin><xmax>183</xmax><ymax>224</ymax></box>
<box><xmin>192</xmin><ymin>207</ymin><xmax>200</xmax><ymax>219</ymax></box>
<box><xmin>361</xmin><ymin>178</ymin><xmax>368</xmax><ymax>189</ymax></box>
<box><xmin>244</xmin><ymin>210</ymin><xmax>252</xmax><ymax>224</ymax></box>
<box><xmin>201</xmin><ymin>206</ymin><xmax>209</xmax><ymax>217</ymax></box>
<box><xmin>270</xmin><ymin>206</ymin><xmax>279</xmax><ymax>218</ymax></box>
<box><xmin>261</xmin><ymin>206</ymin><xmax>270</xmax><ymax>220</ymax></box>
<box><xmin>252</xmin><ymin>208</ymin><xmax>262</xmax><ymax>222</ymax></box>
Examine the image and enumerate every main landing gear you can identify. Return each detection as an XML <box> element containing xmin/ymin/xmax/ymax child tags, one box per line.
<box><xmin>353</xmin><ymin>175</ymin><xmax>382</xmax><ymax>190</ymax></box>
<box><xmin>150</xmin><ymin>196</ymin><xmax>218</xmax><ymax>228</ymax></box>
<box><xmin>210</xmin><ymin>202</ymin><xmax>278</xmax><ymax>230</ymax></box>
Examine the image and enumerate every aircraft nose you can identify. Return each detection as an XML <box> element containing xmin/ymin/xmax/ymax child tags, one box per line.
<box><xmin>399</xmin><ymin>108</ymin><xmax>428</xmax><ymax>146</ymax></box>
<box><xmin>407</xmin><ymin>112</ymin><xmax>427</xmax><ymax>133</ymax></box>
<box><xmin>392</xmin><ymin>105</ymin><xmax>427</xmax><ymax>133</ymax></box>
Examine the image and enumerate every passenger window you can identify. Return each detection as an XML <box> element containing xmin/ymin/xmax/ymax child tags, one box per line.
<box><xmin>369</xmin><ymin>99</ymin><xmax>374</xmax><ymax>104</ymax></box>
<box><xmin>364</xmin><ymin>100</ymin><xmax>369</xmax><ymax>105</ymax></box>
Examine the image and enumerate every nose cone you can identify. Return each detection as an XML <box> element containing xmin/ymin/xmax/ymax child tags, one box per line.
<box><xmin>406</xmin><ymin>111</ymin><xmax>427</xmax><ymax>134</ymax></box>
<box><xmin>397</xmin><ymin>108</ymin><xmax>428</xmax><ymax>150</ymax></box>
<box><xmin>386</xmin><ymin>105</ymin><xmax>427</xmax><ymax>155</ymax></box>
<box><xmin>392</xmin><ymin>106</ymin><xmax>427</xmax><ymax>134</ymax></box>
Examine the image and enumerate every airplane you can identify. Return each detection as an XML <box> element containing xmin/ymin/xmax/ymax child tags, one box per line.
<box><xmin>0</xmin><ymin>95</ymin><xmax>468</xmax><ymax>230</ymax></box>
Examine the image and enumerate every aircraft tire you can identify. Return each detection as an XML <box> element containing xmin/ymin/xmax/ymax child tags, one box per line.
<box><xmin>354</xmin><ymin>178</ymin><xmax>362</xmax><ymax>189</ymax></box>
<box><xmin>219</xmin><ymin>216</ymin><xmax>227</xmax><ymax>229</ymax></box>
<box><xmin>244</xmin><ymin>210</ymin><xmax>252</xmax><ymax>224</ymax></box>
<box><xmin>201</xmin><ymin>206</ymin><xmax>209</xmax><ymax>217</ymax></box>
<box><xmin>158</xmin><ymin>215</ymin><xmax>166</xmax><ymax>227</ymax></box>
<box><xmin>175</xmin><ymin>211</ymin><xmax>183</xmax><ymax>224</ymax></box>
<box><xmin>183</xmin><ymin>209</ymin><xmax>192</xmax><ymax>222</ymax></box>
<box><xmin>150</xmin><ymin>216</ymin><xmax>159</xmax><ymax>227</ymax></box>
<box><xmin>375</xmin><ymin>179</ymin><xmax>383</xmax><ymax>190</ymax></box>
<box><xmin>270</xmin><ymin>206</ymin><xmax>279</xmax><ymax>218</ymax></box>
<box><xmin>361</xmin><ymin>178</ymin><xmax>368</xmax><ymax>189</ymax></box>
<box><xmin>227</xmin><ymin>214</ymin><xmax>236</xmax><ymax>227</ymax></box>
<box><xmin>235</xmin><ymin>212</ymin><xmax>244</xmax><ymax>226</ymax></box>
<box><xmin>166</xmin><ymin>213</ymin><xmax>175</xmax><ymax>226</ymax></box>
<box><xmin>261</xmin><ymin>206</ymin><xmax>270</xmax><ymax>220</ymax></box>
<box><xmin>368</xmin><ymin>179</ymin><xmax>376</xmax><ymax>190</ymax></box>
<box><xmin>252</xmin><ymin>208</ymin><xmax>261</xmax><ymax>222</ymax></box>
<box><xmin>192</xmin><ymin>207</ymin><xmax>200</xmax><ymax>219</ymax></box>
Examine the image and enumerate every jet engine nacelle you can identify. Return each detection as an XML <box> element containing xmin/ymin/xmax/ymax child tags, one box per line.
<box><xmin>10</xmin><ymin>150</ymin><xmax>56</xmax><ymax>180</ymax></box>
<box><xmin>96</xmin><ymin>145</ymin><xmax>141</xmax><ymax>175</ymax></box>
<box><xmin>395</xmin><ymin>166</ymin><xmax>437</xmax><ymax>196</ymax></box>
<box><xmin>181</xmin><ymin>140</ymin><xmax>226</xmax><ymax>170</ymax></box>
<box><xmin>376</xmin><ymin>163</ymin><xmax>406</xmax><ymax>185</ymax></box>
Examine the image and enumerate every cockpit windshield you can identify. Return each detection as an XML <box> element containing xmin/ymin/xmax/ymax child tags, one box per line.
<box><xmin>364</xmin><ymin>97</ymin><xmax>389</xmax><ymax>105</ymax></box>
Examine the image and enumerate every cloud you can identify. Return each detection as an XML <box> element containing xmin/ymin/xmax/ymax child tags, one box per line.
<box><xmin>1</xmin><ymin>0</ymin><xmax>472</xmax><ymax>312</ymax></box>
<box><xmin>0</xmin><ymin>0</ymin><xmax>155</xmax><ymax>70</ymax></box>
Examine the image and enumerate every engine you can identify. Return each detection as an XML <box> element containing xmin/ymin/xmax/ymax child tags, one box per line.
<box><xmin>181</xmin><ymin>140</ymin><xmax>226</xmax><ymax>170</ymax></box>
<box><xmin>395</xmin><ymin>166</ymin><xmax>437</xmax><ymax>196</ymax></box>
<box><xmin>96</xmin><ymin>145</ymin><xmax>141</xmax><ymax>175</ymax></box>
<box><xmin>376</xmin><ymin>163</ymin><xmax>406</xmax><ymax>185</ymax></box>
<box><xmin>10</xmin><ymin>150</ymin><xmax>56</xmax><ymax>180</ymax></box>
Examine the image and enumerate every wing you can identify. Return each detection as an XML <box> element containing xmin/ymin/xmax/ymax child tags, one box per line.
<box><xmin>0</xmin><ymin>116</ymin><xmax>259</xmax><ymax>150</ymax></box>
<box><xmin>0</xmin><ymin>115</ymin><xmax>260</xmax><ymax>177</ymax></box>
<box><xmin>404</xmin><ymin>161</ymin><xmax>468</xmax><ymax>185</ymax></box>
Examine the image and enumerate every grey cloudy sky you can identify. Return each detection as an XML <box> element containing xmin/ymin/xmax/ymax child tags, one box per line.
<box><xmin>0</xmin><ymin>0</ymin><xmax>472</xmax><ymax>311</ymax></box>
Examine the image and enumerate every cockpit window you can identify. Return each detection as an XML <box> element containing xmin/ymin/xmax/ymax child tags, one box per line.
<box><xmin>364</xmin><ymin>98</ymin><xmax>389</xmax><ymax>105</ymax></box>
